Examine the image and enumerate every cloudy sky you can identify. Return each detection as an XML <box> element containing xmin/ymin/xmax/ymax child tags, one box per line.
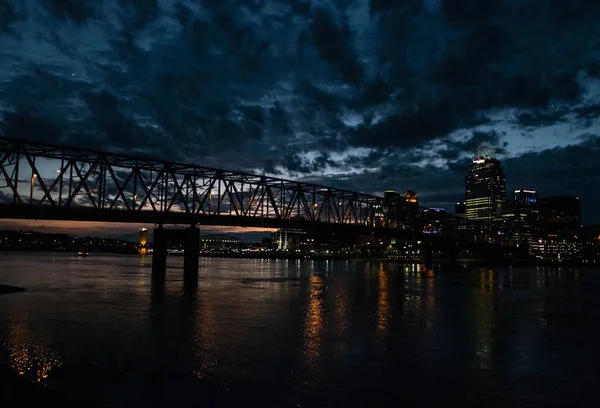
<box><xmin>1</xmin><ymin>0</ymin><xmax>600</xmax><ymax>237</ymax></box>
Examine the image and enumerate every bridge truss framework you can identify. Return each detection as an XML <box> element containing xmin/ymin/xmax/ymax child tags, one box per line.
<box><xmin>0</xmin><ymin>138</ymin><xmax>384</xmax><ymax>228</ymax></box>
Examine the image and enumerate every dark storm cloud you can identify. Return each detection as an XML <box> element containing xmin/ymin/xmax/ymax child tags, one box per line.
<box><xmin>0</xmin><ymin>0</ymin><xmax>21</xmax><ymax>34</ymax></box>
<box><xmin>309</xmin><ymin>7</ymin><xmax>363</xmax><ymax>85</ymax></box>
<box><xmin>45</xmin><ymin>0</ymin><xmax>97</xmax><ymax>24</ymax></box>
<box><xmin>0</xmin><ymin>111</ymin><xmax>63</xmax><ymax>145</ymax></box>
<box><xmin>351</xmin><ymin>104</ymin><xmax>488</xmax><ymax>149</ymax></box>
<box><xmin>438</xmin><ymin>130</ymin><xmax>508</xmax><ymax>161</ymax></box>
<box><xmin>2</xmin><ymin>1</ymin><xmax>600</xmax><ymax>219</ymax></box>
<box><xmin>515</xmin><ymin>110</ymin><xmax>567</xmax><ymax>128</ymax></box>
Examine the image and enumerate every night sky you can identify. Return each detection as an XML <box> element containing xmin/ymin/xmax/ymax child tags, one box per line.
<box><xmin>1</xmin><ymin>0</ymin><xmax>600</xmax><ymax>237</ymax></box>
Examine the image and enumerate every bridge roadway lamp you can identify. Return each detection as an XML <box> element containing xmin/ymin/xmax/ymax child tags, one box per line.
<box><xmin>30</xmin><ymin>174</ymin><xmax>38</xmax><ymax>203</ymax></box>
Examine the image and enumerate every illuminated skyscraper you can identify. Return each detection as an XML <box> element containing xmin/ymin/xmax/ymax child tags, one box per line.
<box><xmin>500</xmin><ymin>190</ymin><xmax>538</xmax><ymax>247</ymax></box>
<box><xmin>381</xmin><ymin>189</ymin><xmax>419</xmax><ymax>229</ymax></box>
<box><xmin>465</xmin><ymin>143</ymin><xmax>506</xmax><ymax>222</ymax></box>
<box><xmin>404</xmin><ymin>190</ymin><xmax>418</xmax><ymax>203</ymax></box>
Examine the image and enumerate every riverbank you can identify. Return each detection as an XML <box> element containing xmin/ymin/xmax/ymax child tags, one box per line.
<box><xmin>0</xmin><ymin>284</ymin><xmax>25</xmax><ymax>294</ymax></box>
<box><xmin>0</xmin><ymin>366</ymin><xmax>95</xmax><ymax>407</ymax></box>
<box><xmin>196</xmin><ymin>252</ymin><xmax>381</xmax><ymax>261</ymax></box>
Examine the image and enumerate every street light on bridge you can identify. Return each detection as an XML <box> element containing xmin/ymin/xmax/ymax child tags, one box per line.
<box><xmin>30</xmin><ymin>173</ymin><xmax>38</xmax><ymax>204</ymax></box>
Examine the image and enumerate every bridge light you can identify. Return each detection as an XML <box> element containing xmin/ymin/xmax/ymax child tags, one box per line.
<box><xmin>33</xmin><ymin>174</ymin><xmax>38</xmax><ymax>178</ymax></box>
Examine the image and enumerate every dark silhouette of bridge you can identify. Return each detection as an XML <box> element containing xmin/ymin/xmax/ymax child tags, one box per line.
<box><xmin>0</xmin><ymin>138</ymin><xmax>515</xmax><ymax>277</ymax></box>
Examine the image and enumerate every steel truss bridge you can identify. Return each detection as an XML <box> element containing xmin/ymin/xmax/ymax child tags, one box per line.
<box><xmin>0</xmin><ymin>137</ymin><xmax>514</xmax><ymax>257</ymax></box>
<box><xmin>0</xmin><ymin>138</ymin><xmax>391</xmax><ymax>231</ymax></box>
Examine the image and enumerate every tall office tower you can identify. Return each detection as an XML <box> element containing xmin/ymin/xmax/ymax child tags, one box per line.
<box><xmin>382</xmin><ymin>190</ymin><xmax>401</xmax><ymax>228</ymax></box>
<box><xmin>401</xmin><ymin>190</ymin><xmax>419</xmax><ymax>229</ymax></box>
<box><xmin>500</xmin><ymin>189</ymin><xmax>538</xmax><ymax>247</ymax></box>
<box><xmin>465</xmin><ymin>143</ymin><xmax>506</xmax><ymax>222</ymax></box>
<box><xmin>381</xmin><ymin>189</ymin><xmax>419</xmax><ymax>229</ymax></box>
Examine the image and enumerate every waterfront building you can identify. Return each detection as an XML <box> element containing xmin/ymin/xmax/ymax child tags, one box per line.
<box><xmin>465</xmin><ymin>144</ymin><xmax>506</xmax><ymax>222</ymax></box>
<box><xmin>529</xmin><ymin>235</ymin><xmax>582</xmax><ymax>262</ymax></box>
<box><xmin>200</xmin><ymin>235</ymin><xmax>243</xmax><ymax>251</ymax></box>
<box><xmin>272</xmin><ymin>229</ymin><xmax>350</xmax><ymax>252</ymax></box>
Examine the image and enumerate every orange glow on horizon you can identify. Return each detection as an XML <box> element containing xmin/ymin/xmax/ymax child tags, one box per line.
<box><xmin>0</xmin><ymin>219</ymin><xmax>274</xmax><ymax>238</ymax></box>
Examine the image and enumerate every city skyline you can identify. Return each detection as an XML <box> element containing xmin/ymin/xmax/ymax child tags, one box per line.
<box><xmin>0</xmin><ymin>138</ymin><xmax>594</xmax><ymax>241</ymax></box>
<box><xmin>1</xmin><ymin>1</ymin><xmax>600</xmax><ymax>232</ymax></box>
<box><xmin>2</xmin><ymin>3</ymin><xmax>600</xmax><ymax>406</ymax></box>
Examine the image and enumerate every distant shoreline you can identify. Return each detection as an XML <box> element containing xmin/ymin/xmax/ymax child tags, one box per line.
<box><xmin>0</xmin><ymin>284</ymin><xmax>26</xmax><ymax>294</ymax></box>
<box><xmin>1</xmin><ymin>250</ymin><xmax>597</xmax><ymax>268</ymax></box>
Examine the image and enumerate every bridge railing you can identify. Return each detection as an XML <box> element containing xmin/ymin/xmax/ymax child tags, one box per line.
<box><xmin>0</xmin><ymin>138</ymin><xmax>383</xmax><ymax>226</ymax></box>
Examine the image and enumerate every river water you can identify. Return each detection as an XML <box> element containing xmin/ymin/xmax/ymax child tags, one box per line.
<box><xmin>0</xmin><ymin>252</ymin><xmax>599</xmax><ymax>407</ymax></box>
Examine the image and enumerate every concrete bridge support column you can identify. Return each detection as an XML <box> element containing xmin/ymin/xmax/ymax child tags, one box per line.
<box><xmin>152</xmin><ymin>225</ymin><xmax>168</xmax><ymax>279</ymax></box>
<box><xmin>183</xmin><ymin>224</ymin><xmax>200</xmax><ymax>288</ymax></box>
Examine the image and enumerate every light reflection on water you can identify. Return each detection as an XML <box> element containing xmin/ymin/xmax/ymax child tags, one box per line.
<box><xmin>0</xmin><ymin>253</ymin><xmax>599</xmax><ymax>407</ymax></box>
<box><xmin>4</xmin><ymin>324</ymin><xmax>62</xmax><ymax>382</ymax></box>
<box><xmin>303</xmin><ymin>274</ymin><xmax>324</xmax><ymax>368</ymax></box>
<box><xmin>376</xmin><ymin>264</ymin><xmax>390</xmax><ymax>339</ymax></box>
<box><xmin>475</xmin><ymin>268</ymin><xmax>496</xmax><ymax>371</ymax></box>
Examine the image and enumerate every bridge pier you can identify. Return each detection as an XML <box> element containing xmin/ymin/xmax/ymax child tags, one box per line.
<box><xmin>151</xmin><ymin>224</ymin><xmax>200</xmax><ymax>286</ymax></box>
<box><xmin>152</xmin><ymin>225</ymin><xmax>168</xmax><ymax>279</ymax></box>
<box><xmin>183</xmin><ymin>225</ymin><xmax>200</xmax><ymax>289</ymax></box>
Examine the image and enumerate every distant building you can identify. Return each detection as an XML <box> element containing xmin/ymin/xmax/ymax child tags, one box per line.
<box><xmin>465</xmin><ymin>143</ymin><xmax>506</xmax><ymax>222</ymax></box>
<box><xmin>272</xmin><ymin>229</ymin><xmax>313</xmax><ymax>251</ymax></box>
<box><xmin>272</xmin><ymin>229</ymin><xmax>348</xmax><ymax>252</ymax></box>
<box><xmin>382</xmin><ymin>190</ymin><xmax>402</xmax><ymax>228</ymax></box>
<box><xmin>498</xmin><ymin>202</ymin><xmax>537</xmax><ymax>247</ymax></box>
<box><xmin>381</xmin><ymin>189</ymin><xmax>419</xmax><ymax>229</ymax></box>
<box><xmin>537</xmin><ymin>196</ymin><xmax>581</xmax><ymax>234</ymax></box>
<box><xmin>529</xmin><ymin>235</ymin><xmax>582</xmax><ymax>262</ymax></box>
<box><xmin>514</xmin><ymin>188</ymin><xmax>537</xmax><ymax>204</ymax></box>
<box><xmin>200</xmin><ymin>235</ymin><xmax>242</xmax><ymax>250</ymax></box>
<box><xmin>401</xmin><ymin>190</ymin><xmax>419</xmax><ymax>229</ymax></box>
<box><xmin>404</xmin><ymin>190</ymin><xmax>418</xmax><ymax>204</ymax></box>
<box><xmin>498</xmin><ymin>190</ymin><xmax>539</xmax><ymax>247</ymax></box>
<box><xmin>419</xmin><ymin>207</ymin><xmax>459</xmax><ymax>237</ymax></box>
